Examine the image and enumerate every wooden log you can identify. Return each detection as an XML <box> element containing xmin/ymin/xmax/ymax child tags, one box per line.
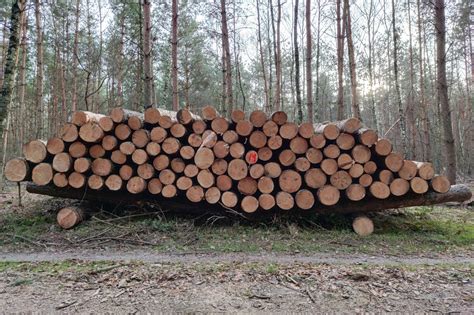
<box><xmin>60</xmin><ymin>123</ymin><xmax>79</xmax><ymax>142</ymax></box>
<box><xmin>211</xmin><ymin>117</ymin><xmax>229</xmax><ymax>134</ymax></box>
<box><xmin>213</xmin><ymin>141</ymin><xmax>230</xmax><ymax>159</ymax></box>
<box><xmin>415</xmin><ymin>162</ymin><xmax>435</xmax><ymax>180</ymax></box>
<box><xmin>279</xmin><ymin>122</ymin><xmax>299</xmax><ymax>140</ymax></box>
<box><xmin>52</xmin><ymin>152</ymin><xmax>72</xmax><ymax>173</ymax></box>
<box><xmin>263</xmin><ymin>120</ymin><xmax>279</xmax><ymax>137</ymax></box>
<box><xmin>306</xmin><ymin>148</ymin><xmax>323</xmax><ymax>164</ymax></box>
<box><xmin>431</xmin><ymin>175</ymin><xmax>450</xmax><ymax>193</ymax></box>
<box><xmin>150</xmin><ymin>126</ymin><xmax>168</xmax><ymax>143</ymax></box>
<box><xmin>323</xmin><ymin>144</ymin><xmax>340</xmax><ymax>159</ymax></box>
<box><xmin>304</xmin><ymin>168</ymin><xmax>327</xmax><ymax>189</ymax></box>
<box><xmin>89</xmin><ymin>144</ymin><xmax>105</xmax><ymax>159</ymax></box>
<box><xmin>369</xmin><ymin>181</ymin><xmax>391</xmax><ymax>199</ymax></box>
<box><xmin>132</xmin><ymin>149</ymin><xmax>148</xmax><ymax>165</ymax></box>
<box><xmin>363</xmin><ymin>161</ymin><xmax>377</xmax><ymax>175</ymax></box>
<box><xmin>216</xmin><ymin>174</ymin><xmax>232</xmax><ymax>191</ymax></box>
<box><xmin>231</xmin><ymin>109</ymin><xmax>245</xmax><ymax>123</ymax></box>
<box><xmin>330</xmin><ymin>170</ymin><xmax>352</xmax><ymax>190</ymax></box>
<box><xmin>170</xmin><ymin>158</ymin><xmax>185</xmax><ymax>173</ymax></box>
<box><xmin>374</xmin><ymin>138</ymin><xmax>392</xmax><ymax>156</ymax></box>
<box><xmin>294</xmin><ymin>157</ymin><xmax>310</xmax><ymax>172</ymax></box>
<box><xmin>188</xmin><ymin>133</ymin><xmax>203</xmax><ymax>148</ymax></box>
<box><xmin>184</xmin><ymin>164</ymin><xmax>199</xmax><ymax>177</ymax></box>
<box><xmin>349</xmin><ymin>163</ymin><xmax>364</xmax><ymax>178</ymax></box>
<box><xmin>201</xmin><ymin>106</ymin><xmax>218</xmax><ymax>121</ymax></box>
<box><xmin>267</xmin><ymin>135</ymin><xmax>283</xmax><ymax>150</ymax></box>
<box><xmin>87</xmin><ymin>175</ymin><xmax>104</xmax><ymax>190</ymax></box>
<box><xmin>53</xmin><ymin>173</ymin><xmax>68</xmax><ymax>188</ymax></box>
<box><xmin>227</xmin><ymin>159</ymin><xmax>248</xmax><ymax>180</ymax></box>
<box><xmin>337</xmin><ymin>153</ymin><xmax>354</xmax><ymax>170</ymax></box>
<box><xmin>127</xmin><ymin>176</ymin><xmax>147</xmax><ymax>194</ymax></box>
<box><xmin>91</xmin><ymin>158</ymin><xmax>113</xmax><ymax>176</ymax></box>
<box><xmin>132</xmin><ymin>129</ymin><xmax>150</xmax><ymax>148</ymax></box>
<box><xmin>241</xmin><ymin>196</ymin><xmax>259</xmax><ymax>213</ymax></box>
<box><xmin>137</xmin><ymin>163</ymin><xmax>155</xmax><ymax>179</ymax></box>
<box><xmin>129</xmin><ymin>115</ymin><xmax>145</xmax><ymax>130</ymax></box>
<box><xmin>257</xmin><ymin>147</ymin><xmax>272</xmax><ymax>162</ymax></box>
<box><xmin>176</xmin><ymin>176</ymin><xmax>193</xmax><ymax>191</ymax></box>
<box><xmin>249</xmin><ymin>163</ymin><xmax>265</xmax><ymax>179</ymax></box>
<box><xmin>295</xmin><ymin>189</ymin><xmax>315</xmax><ymax>210</ymax></box>
<box><xmin>352</xmin><ymin>145</ymin><xmax>371</xmax><ymax>164</ymax></box>
<box><xmin>27</xmin><ymin>183</ymin><xmax>472</xmax><ymax>215</ymax></box>
<box><xmin>68</xmin><ymin>141</ymin><xmax>87</xmax><ymax>158</ymax></box>
<box><xmin>201</xmin><ymin>130</ymin><xmax>218</xmax><ymax>148</ymax></box>
<box><xmin>271</xmin><ymin>111</ymin><xmax>288</xmax><ymax>125</ymax></box>
<box><xmin>356</xmin><ymin>128</ymin><xmax>378</xmax><ymax>147</ymax></box>
<box><xmin>105</xmin><ymin>174</ymin><xmax>123</xmax><ymax>191</ymax></box>
<box><xmin>290</xmin><ymin>137</ymin><xmax>308</xmax><ymax>154</ymax></box>
<box><xmin>159</xmin><ymin>169</ymin><xmax>176</xmax><ymax>185</ymax></box>
<box><xmin>70</xmin><ymin>111</ymin><xmax>105</xmax><ymax>126</ymax></box>
<box><xmin>23</xmin><ymin>140</ymin><xmax>48</xmax><ymax>163</ymax></box>
<box><xmin>46</xmin><ymin>137</ymin><xmax>65</xmax><ymax>155</ymax></box>
<box><xmin>110</xmin><ymin>150</ymin><xmax>127</xmax><ymax>165</ymax></box>
<box><xmin>146</xmin><ymin>142</ymin><xmax>161</xmax><ymax>157</ymax></box>
<box><xmin>148</xmin><ymin>178</ymin><xmax>163</xmax><ymax>194</ymax></box>
<box><xmin>170</xmin><ymin>123</ymin><xmax>187</xmax><ymax>138</ymax></box>
<box><xmin>385</xmin><ymin>152</ymin><xmax>404</xmax><ymax>172</ymax></box>
<box><xmin>264</xmin><ymin>162</ymin><xmax>282</xmax><ymax>178</ymax></box>
<box><xmin>192</xmin><ymin>120</ymin><xmax>207</xmax><ymax>135</ymax></box>
<box><xmin>205</xmin><ymin>187</ymin><xmax>221</xmax><ymax>204</ymax></box>
<box><xmin>222</xmin><ymin>130</ymin><xmax>239</xmax><ymax>144</ymax></box>
<box><xmin>249</xmin><ymin>131</ymin><xmax>267</xmax><ymax>149</ymax></box>
<box><xmin>249</xmin><ymin>110</ymin><xmax>267</xmax><ymax>128</ymax></box>
<box><xmin>320</xmin><ymin>159</ymin><xmax>338</xmax><ymax>175</ymax></box>
<box><xmin>336</xmin><ymin>133</ymin><xmax>355</xmax><ymax>150</ymax></box>
<box><xmin>259</xmin><ymin>194</ymin><xmax>275</xmax><ymax>210</ymax></box>
<box><xmin>352</xmin><ymin>216</ymin><xmax>374</xmax><ymax>236</ymax></box>
<box><xmin>73</xmin><ymin>157</ymin><xmax>91</xmax><ymax>173</ymax></box>
<box><xmin>197</xmin><ymin>169</ymin><xmax>215</xmax><ymax>188</ymax></box>
<box><xmin>144</xmin><ymin>107</ymin><xmax>161</xmax><ymax>125</ymax></box>
<box><xmin>119</xmin><ymin>165</ymin><xmax>134</xmax><ymax>180</ymax></box>
<box><xmin>309</xmin><ymin>133</ymin><xmax>326</xmax><ymax>149</ymax></box>
<box><xmin>119</xmin><ymin>141</ymin><xmax>136</xmax><ymax>155</ymax></box>
<box><xmin>110</xmin><ymin>108</ymin><xmax>142</xmax><ymax>123</ymax></box>
<box><xmin>236</xmin><ymin>120</ymin><xmax>253</xmax><ymax>136</ymax></box>
<box><xmin>359</xmin><ymin>174</ymin><xmax>373</xmax><ymax>187</ymax></box>
<box><xmin>313</xmin><ymin>123</ymin><xmax>339</xmax><ymax>140</ymax></box>
<box><xmin>317</xmin><ymin>185</ymin><xmax>340</xmax><ymax>206</ymax></box>
<box><xmin>221</xmin><ymin>191</ymin><xmax>238</xmax><ymax>207</ymax></box>
<box><xmin>162</xmin><ymin>137</ymin><xmax>181</xmax><ymax>155</ymax></box>
<box><xmin>257</xmin><ymin>176</ymin><xmax>274</xmax><ymax>193</ymax></box>
<box><xmin>379</xmin><ymin>169</ymin><xmax>394</xmax><ymax>185</ymax></box>
<box><xmin>410</xmin><ymin>177</ymin><xmax>429</xmax><ymax>194</ymax></box>
<box><xmin>68</xmin><ymin>172</ymin><xmax>86</xmax><ymax>189</ymax></box>
<box><xmin>398</xmin><ymin>160</ymin><xmax>417</xmax><ymax>180</ymax></box>
<box><xmin>346</xmin><ymin>184</ymin><xmax>366</xmax><ymax>201</ymax></box>
<box><xmin>177</xmin><ymin>108</ymin><xmax>201</xmax><ymax>125</ymax></box>
<box><xmin>57</xmin><ymin>205</ymin><xmax>86</xmax><ymax>229</ymax></box>
<box><xmin>230</xmin><ymin>143</ymin><xmax>245</xmax><ymax>159</ymax></box>
<box><xmin>115</xmin><ymin>123</ymin><xmax>132</xmax><ymax>141</ymax></box>
<box><xmin>102</xmin><ymin>135</ymin><xmax>118</xmax><ymax>151</ymax></box>
<box><xmin>186</xmin><ymin>185</ymin><xmax>205</xmax><ymax>202</ymax></box>
<box><xmin>4</xmin><ymin>158</ymin><xmax>30</xmax><ymax>182</ymax></box>
<box><xmin>79</xmin><ymin>122</ymin><xmax>104</xmax><ymax>143</ymax></box>
<box><xmin>211</xmin><ymin>159</ymin><xmax>228</xmax><ymax>175</ymax></box>
<box><xmin>238</xmin><ymin>177</ymin><xmax>258</xmax><ymax>195</ymax></box>
<box><xmin>179</xmin><ymin>145</ymin><xmax>194</xmax><ymax>160</ymax></box>
<box><xmin>390</xmin><ymin>178</ymin><xmax>410</xmax><ymax>196</ymax></box>
<box><xmin>279</xmin><ymin>170</ymin><xmax>302</xmax><ymax>193</ymax></box>
<box><xmin>162</xmin><ymin>184</ymin><xmax>178</xmax><ymax>198</ymax></box>
<box><xmin>335</xmin><ymin>117</ymin><xmax>361</xmax><ymax>133</ymax></box>
<box><xmin>298</xmin><ymin>122</ymin><xmax>314</xmax><ymax>139</ymax></box>
<box><xmin>98</xmin><ymin>116</ymin><xmax>114</xmax><ymax>132</ymax></box>
<box><xmin>279</xmin><ymin>149</ymin><xmax>296</xmax><ymax>167</ymax></box>
<box><xmin>276</xmin><ymin>191</ymin><xmax>294</xmax><ymax>210</ymax></box>
<box><xmin>195</xmin><ymin>147</ymin><xmax>214</xmax><ymax>169</ymax></box>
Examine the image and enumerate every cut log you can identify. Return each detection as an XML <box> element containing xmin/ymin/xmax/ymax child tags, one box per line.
<box><xmin>179</xmin><ymin>145</ymin><xmax>194</xmax><ymax>160</ymax></box>
<box><xmin>79</xmin><ymin>122</ymin><xmax>104</xmax><ymax>143</ymax></box>
<box><xmin>356</xmin><ymin>128</ymin><xmax>378</xmax><ymax>147</ymax></box>
<box><xmin>279</xmin><ymin>170</ymin><xmax>302</xmax><ymax>193</ymax></box>
<box><xmin>258</xmin><ymin>176</ymin><xmax>274</xmax><ymax>193</ymax></box>
<box><xmin>259</xmin><ymin>194</ymin><xmax>275</xmax><ymax>210</ymax></box>
<box><xmin>221</xmin><ymin>191</ymin><xmax>238</xmax><ymax>208</ymax></box>
<box><xmin>352</xmin><ymin>216</ymin><xmax>374</xmax><ymax>236</ymax></box>
<box><xmin>236</xmin><ymin>120</ymin><xmax>253</xmax><ymax>136</ymax></box>
<box><xmin>257</xmin><ymin>147</ymin><xmax>272</xmax><ymax>162</ymax></box>
<box><xmin>330</xmin><ymin>170</ymin><xmax>352</xmax><ymax>190</ymax></box>
<box><xmin>398</xmin><ymin>160</ymin><xmax>417</xmax><ymax>180</ymax></box>
<box><xmin>369</xmin><ymin>181</ymin><xmax>390</xmax><ymax>199</ymax></box>
<box><xmin>119</xmin><ymin>165</ymin><xmax>134</xmax><ymax>180</ymax></box>
<box><xmin>267</xmin><ymin>135</ymin><xmax>283</xmax><ymax>150</ymax></box>
<box><xmin>188</xmin><ymin>133</ymin><xmax>203</xmax><ymax>148</ymax></box>
<box><xmin>223</xmin><ymin>130</ymin><xmax>239</xmax><ymax>144</ymax></box>
<box><xmin>194</xmin><ymin>147</ymin><xmax>215</xmax><ymax>169</ymax></box>
<box><xmin>102</xmin><ymin>135</ymin><xmax>118</xmax><ymax>151</ymax></box>
<box><xmin>336</xmin><ymin>133</ymin><xmax>355</xmax><ymax>150</ymax></box>
<box><xmin>290</xmin><ymin>137</ymin><xmax>308</xmax><ymax>154</ymax></box>
<box><xmin>197</xmin><ymin>169</ymin><xmax>215</xmax><ymax>188</ymax></box>
<box><xmin>249</xmin><ymin>131</ymin><xmax>267</xmax><ymax>149</ymax></box>
<box><xmin>159</xmin><ymin>169</ymin><xmax>176</xmax><ymax>185</ymax></box>
<box><xmin>88</xmin><ymin>175</ymin><xmax>104</xmax><ymax>190</ymax></box>
<box><xmin>431</xmin><ymin>175</ymin><xmax>450</xmax><ymax>193</ymax></box>
<box><xmin>410</xmin><ymin>177</ymin><xmax>429</xmax><ymax>194</ymax></box>
<box><xmin>294</xmin><ymin>157</ymin><xmax>310</xmax><ymax>172</ymax></box>
<box><xmin>415</xmin><ymin>162</ymin><xmax>435</xmax><ymax>180</ymax></box>
<box><xmin>295</xmin><ymin>189</ymin><xmax>315</xmax><ymax>210</ymax></box>
<box><xmin>186</xmin><ymin>185</ymin><xmax>205</xmax><ymax>202</ymax></box>
<box><xmin>375</xmin><ymin>139</ymin><xmax>392</xmax><ymax>156</ymax></box>
<box><xmin>23</xmin><ymin>140</ymin><xmax>47</xmax><ymax>163</ymax></box>
<box><xmin>346</xmin><ymin>184</ymin><xmax>366</xmax><ymax>201</ymax></box>
<box><xmin>263</xmin><ymin>120</ymin><xmax>279</xmax><ymax>137</ymax></box>
<box><xmin>390</xmin><ymin>178</ymin><xmax>410</xmax><ymax>196</ymax></box>
<box><xmin>148</xmin><ymin>178</ymin><xmax>163</xmax><ymax>194</ymax></box>
<box><xmin>170</xmin><ymin>158</ymin><xmax>185</xmax><ymax>173</ymax></box>
<box><xmin>115</xmin><ymin>124</ymin><xmax>132</xmax><ymax>141</ymax></box>
<box><xmin>359</xmin><ymin>174</ymin><xmax>373</xmax><ymax>187</ymax></box>
<box><xmin>279</xmin><ymin>149</ymin><xmax>296</xmax><ymax>167</ymax></box>
<box><xmin>110</xmin><ymin>150</ymin><xmax>127</xmax><ymax>165</ymax></box>
<box><xmin>205</xmin><ymin>187</ymin><xmax>221</xmax><ymax>204</ymax></box>
<box><xmin>144</xmin><ymin>107</ymin><xmax>161</xmax><ymax>124</ymax></box>
<box><xmin>162</xmin><ymin>184</ymin><xmax>177</xmax><ymax>198</ymax></box>
<box><xmin>201</xmin><ymin>130</ymin><xmax>218</xmax><ymax>148</ymax></box>
<box><xmin>46</xmin><ymin>137</ymin><xmax>65</xmax><ymax>155</ymax></box>
<box><xmin>298</xmin><ymin>122</ymin><xmax>314</xmax><ymax>139</ymax></box>
<box><xmin>241</xmin><ymin>196</ymin><xmax>259</xmax><ymax>213</ymax></box>
<box><xmin>363</xmin><ymin>161</ymin><xmax>377</xmax><ymax>175</ymax></box>
<box><xmin>150</xmin><ymin>127</ymin><xmax>167</xmax><ymax>143</ymax></box>
<box><xmin>309</xmin><ymin>133</ymin><xmax>326</xmax><ymax>149</ymax></box>
<box><xmin>228</xmin><ymin>159</ymin><xmax>248</xmax><ymax>180</ymax></box>
<box><xmin>249</xmin><ymin>163</ymin><xmax>265</xmax><ymax>179</ymax></box>
<box><xmin>60</xmin><ymin>123</ymin><xmax>79</xmax><ymax>142</ymax></box>
<box><xmin>105</xmin><ymin>174</ymin><xmax>123</xmax><ymax>191</ymax></box>
<box><xmin>313</xmin><ymin>123</ymin><xmax>339</xmax><ymax>140</ymax></box>
<box><xmin>128</xmin><ymin>115</ymin><xmax>144</xmax><ymax>130</ymax></box>
<box><xmin>53</xmin><ymin>173</ymin><xmax>68</xmax><ymax>188</ymax></box>
<box><xmin>213</xmin><ymin>141</ymin><xmax>230</xmax><ymax>159</ymax></box>
<box><xmin>52</xmin><ymin>152</ymin><xmax>72</xmax><ymax>172</ymax></box>
<box><xmin>264</xmin><ymin>162</ymin><xmax>282</xmax><ymax>178</ymax></box>
<box><xmin>349</xmin><ymin>163</ymin><xmax>364</xmax><ymax>178</ymax></box>
<box><xmin>378</xmin><ymin>170</ymin><xmax>394</xmax><ymax>185</ymax></box>
<box><xmin>68</xmin><ymin>172</ymin><xmax>86</xmax><ymax>189</ymax></box>
<box><xmin>73</xmin><ymin>157</ymin><xmax>91</xmax><ymax>173</ymax></box>
<box><xmin>127</xmin><ymin>176</ymin><xmax>147</xmax><ymax>194</ymax></box>
<box><xmin>170</xmin><ymin>123</ymin><xmax>187</xmax><ymax>139</ymax></box>
<box><xmin>146</xmin><ymin>142</ymin><xmax>161</xmax><ymax>157</ymax></box>
<box><xmin>230</xmin><ymin>143</ymin><xmax>245</xmax><ymax>159</ymax></box>
<box><xmin>323</xmin><ymin>144</ymin><xmax>340</xmax><ymax>159</ymax></box>
<box><xmin>137</xmin><ymin>163</ymin><xmax>155</xmax><ymax>179</ymax></box>
<box><xmin>192</xmin><ymin>120</ymin><xmax>207</xmax><ymax>135</ymax></box>
<box><xmin>119</xmin><ymin>141</ymin><xmax>136</xmax><ymax>155</ymax></box>
<box><xmin>4</xmin><ymin>158</ymin><xmax>30</xmax><ymax>182</ymax></box>
<box><xmin>177</xmin><ymin>108</ymin><xmax>201</xmax><ymax>125</ymax></box>
<box><xmin>71</xmin><ymin>111</ymin><xmax>105</xmax><ymax>126</ymax></box>
<box><xmin>162</xmin><ymin>137</ymin><xmax>181</xmax><ymax>155</ymax></box>
<box><xmin>68</xmin><ymin>141</ymin><xmax>87</xmax><ymax>158</ymax></box>
<box><xmin>317</xmin><ymin>185</ymin><xmax>340</xmax><ymax>206</ymax></box>
<box><xmin>91</xmin><ymin>158</ymin><xmax>113</xmax><ymax>176</ymax></box>
<box><xmin>132</xmin><ymin>149</ymin><xmax>148</xmax><ymax>165</ymax></box>
<box><xmin>238</xmin><ymin>177</ymin><xmax>258</xmax><ymax>195</ymax></box>
<box><xmin>211</xmin><ymin>117</ymin><xmax>229</xmax><ymax>134</ymax></box>
<box><xmin>271</xmin><ymin>111</ymin><xmax>288</xmax><ymax>125</ymax></box>
<box><xmin>335</xmin><ymin>117</ymin><xmax>361</xmax><ymax>133</ymax></box>
<box><xmin>248</xmin><ymin>110</ymin><xmax>267</xmax><ymax>128</ymax></box>
<box><xmin>337</xmin><ymin>153</ymin><xmax>354</xmax><ymax>170</ymax></box>
<box><xmin>306</xmin><ymin>148</ymin><xmax>323</xmax><ymax>164</ymax></box>
<box><xmin>352</xmin><ymin>145</ymin><xmax>371</xmax><ymax>164</ymax></box>
<box><xmin>304</xmin><ymin>168</ymin><xmax>327</xmax><ymax>189</ymax></box>
<box><xmin>98</xmin><ymin>116</ymin><xmax>114</xmax><ymax>132</ymax></box>
<box><xmin>110</xmin><ymin>108</ymin><xmax>142</xmax><ymax>123</ymax></box>
<box><xmin>211</xmin><ymin>159</ymin><xmax>228</xmax><ymax>175</ymax></box>
<box><xmin>280</xmin><ymin>122</ymin><xmax>299</xmax><ymax>140</ymax></box>
<box><xmin>176</xmin><ymin>176</ymin><xmax>193</xmax><ymax>191</ymax></box>
<box><xmin>276</xmin><ymin>191</ymin><xmax>294</xmax><ymax>210</ymax></box>
<box><xmin>231</xmin><ymin>109</ymin><xmax>245</xmax><ymax>123</ymax></box>
<box><xmin>320</xmin><ymin>159</ymin><xmax>338</xmax><ymax>175</ymax></box>
<box><xmin>132</xmin><ymin>129</ymin><xmax>150</xmax><ymax>148</ymax></box>
<box><xmin>385</xmin><ymin>152</ymin><xmax>404</xmax><ymax>172</ymax></box>
<box><xmin>201</xmin><ymin>106</ymin><xmax>218</xmax><ymax>121</ymax></box>
<box><xmin>216</xmin><ymin>174</ymin><xmax>232</xmax><ymax>191</ymax></box>
<box><xmin>184</xmin><ymin>164</ymin><xmax>199</xmax><ymax>177</ymax></box>
<box><xmin>57</xmin><ymin>205</ymin><xmax>85</xmax><ymax>229</ymax></box>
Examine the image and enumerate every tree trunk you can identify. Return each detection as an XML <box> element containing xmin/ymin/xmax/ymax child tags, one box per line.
<box><xmin>435</xmin><ymin>0</ymin><xmax>456</xmax><ymax>184</ymax></box>
<box><xmin>294</xmin><ymin>0</ymin><xmax>303</xmax><ymax>123</ymax></box>
<box><xmin>220</xmin><ymin>0</ymin><xmax>233</xmax><ymax>116</ymax></box>
<box><xmin>71</xmin><ymin>0</ymin><xmax>80</xmax><ymax>112</ymax></box>
<box><xmin>406</xmin><ymin>0</ymin><xmax>416</xmax><ymax>159</ymax></box>
<box><xmin>256</xmin><ymin>0</ymin><xmax>270</xmax><ymax>113</ymax></box>
<box><xmin>273</xmin><ymin>0</ymin><xmax>282</xmax><ymax>111</ymax></box>
<box><xmin>306</xmin><ymin>0</ymin><xmax>313</xmax><ymax>123</ymax></box>
<box><xmin>171</xmin><ymin>0</ymin><xmax>179</xmax><ymax>110</ymax></box>
<box><xmin>18</xmin><ymin>7</ymin><xmax>28</xmax><ymax>150</ymax></box>
<box><xmin>34</xmin><ymin>0</ymin><xmax>44</xmax><ymax>139</ymax></box>
<box><xmin>344</xmin><ymin>0</ymin><xmax>360</xmax><ymax>119</ymax></box>
<box><xmin>314</xmin><ymin>0</ymin><xmax>321</xmax><ymax>122</ymax></box>
<box><xmin>0</xmin><ymin>0</ymin><xmax>25</xmax><ymax>137</ymax></box>
<box><xmin>143</xmin><ymin>0</ymin><xmax>154</xmax><ymax>109</ymax></box>
<box><xmin>336</xmin><ymin>0</ymin><xmax>344</xmax><ymax>120</ymax></box>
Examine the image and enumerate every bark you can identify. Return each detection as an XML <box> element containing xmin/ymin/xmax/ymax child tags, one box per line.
<box><xmin>143</xmin><ymin>0</ymin><xmax>154</xmax><ymax>109</ymax></box>
<box><xmin>117</xmin><ymin>8</ymin><xmax>125</xmax><ymax>107</ymax></box>
<box><xmin>34</xmin><ymin>0</ymin><xmax>44</xmax><ymax>139</ymax></box>
<box><xmin>344</xmin><ymin>0</ymin><xmax>360</xmax><ymax>119</ymax></box>
<box><xmin>306</xmin><ymin>0</ymin><xmax>313</xmax><ymax>123</ymax></box>
<box><xmin>366</xmin><ymin>0</ymin><xmax>377</xmax><ymax>130</ymax></box>
<box><xmin>406</xmin><ymin>0</ymin><xmax>416</xmax><ymax>159</ymax></box>
<box><xmin>336</xmin><ymin>0</ymin><xmax>344</xmax><ymax>119</ymax></box>
<box><xmin>273</xmin><ymin>0</ymin><xmax>282</xmax><ymax>111</ymax></box>
<box><xmin>18</xmin><ymin>7</ymin><xmax>28</xmax><ymax>149</ymax></box>
<box><xmin>220</xmin><ymin>0</ymin><xmax>233</xmax><ymax>116</ymax></box>
<box><xmin>314</xmin><ymin>0</ymin><xmax>321</xmax><ymax>122</ymax></box>
<box><xmin>294</xmin><ymin>0</ymin><xmax>303</xmax><ymax>123</ymax></box>
<box><xmin>0</xmin><ymin>0</ymin><xmax>25</xmax><ymax>137</ymax></box>
<box><xmin>435</xmin><ymin>0</ymin><xmax>457</xmax><ymax>184</ymax></box>
<box><xmin>256</xmin><ymin>0</ymin><xmax>270</xmax><ymax>113</ymax></box>
<box><xmin>71</xmin><ymin>0</ymin><xmax>80</xmax><ymax>112</ymax></box>
<box><xmin>171</xmin><ymin>0</ymin><xmax>179</xmax><ymax>110</ymax></box>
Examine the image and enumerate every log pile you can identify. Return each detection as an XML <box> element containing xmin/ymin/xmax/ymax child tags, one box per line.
<box><xmin>4</xmin><ymin>106</ymin><xmax>469</xmax><ymax>215</ymax></box>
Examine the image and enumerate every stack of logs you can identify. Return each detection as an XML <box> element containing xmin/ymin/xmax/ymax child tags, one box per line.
<box><xmin>4</xmin><ymin>106</ymin><xmax>453</xmax><ymax>213</ymax></box>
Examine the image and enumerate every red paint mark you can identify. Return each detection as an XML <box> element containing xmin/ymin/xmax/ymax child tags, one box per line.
<box><xmin>246</xmin><ymin>151</ymin><xmax>258</xmax><ymax>164</ymax></box>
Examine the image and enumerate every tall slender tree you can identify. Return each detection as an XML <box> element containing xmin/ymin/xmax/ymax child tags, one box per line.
<box><xmin>34</xmin><ymin>0</ymin><xmax>44</xmax><ymax>138</ymax></box>
<box><xmin>171</xmin><ymin>0</ymin><xmax>179</xmax><ymax>110</ymax></box>
<box><xmin>336</xmin><ymin>0</ymin><xmax>344</xmax><ymax>119</ymax></box>
<box><xmin>274</xmin><ymin>0</ymin><xmax>282</xmax><ymax>111</ymax></box>
<box><xmin>256</xmin><ymin>0</ymin><xmax>270</xmax><ymax>113</ymax></box>
<box><xmin>294</xmin><ymin>0</ymin><xmax>303</xmax><ymax>122</ymax></box>
<box><xmin>220</xmin><ymin>0</ymin><xmax>233</xmax><ymax>116</ymax></box>
<box><xmin>306</xmin><ymin>0</ymin><xmax>313</xmax><ymax>123</ymax></box>
<box><xmin>143</xmin><ymin>0</ymin><xmax>155</xmax><ymax>109</ymax></box>
<box><xmin>344</xmin><ymin>0</ymin><xmax>360</xmax><ymax>119</ymax></box>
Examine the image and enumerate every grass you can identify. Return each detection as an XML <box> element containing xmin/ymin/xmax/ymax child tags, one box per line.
<box><xmin>0</xmin><ymin>197</ymin><xmax>472</xmax><ymax>256</ymax></box>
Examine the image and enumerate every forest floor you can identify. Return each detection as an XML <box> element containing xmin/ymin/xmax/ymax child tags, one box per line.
<box><xmin>0</xmin><ymin>184</ymin><xmax>473</xmax><ymax>312</ymax></box>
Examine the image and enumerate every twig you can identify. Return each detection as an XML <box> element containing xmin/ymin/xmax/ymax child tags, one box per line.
<box><xmin>305</xmin><ymin>288</ymin><xmax>316</xmax><ymax>303</ymax></box>
<box><xmin>89</xmin><ymin>264</ymin><xmax>124</xmax><ymax>274</ymax></box>
<box><xmin>55</xmin><ymin>300</ymin><xmax>77</xmax><ymax>310</ymax></box>
<box><xmin>4</xmin><ymin>233</ymin><xmax>47</xmax><ymax>248</ymax></box>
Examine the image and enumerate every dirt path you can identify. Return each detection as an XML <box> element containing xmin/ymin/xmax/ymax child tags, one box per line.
<box><xmin>1</xmin><ymin>250</ymin><xmax>473</xmax><ymax>265</ymax></box>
